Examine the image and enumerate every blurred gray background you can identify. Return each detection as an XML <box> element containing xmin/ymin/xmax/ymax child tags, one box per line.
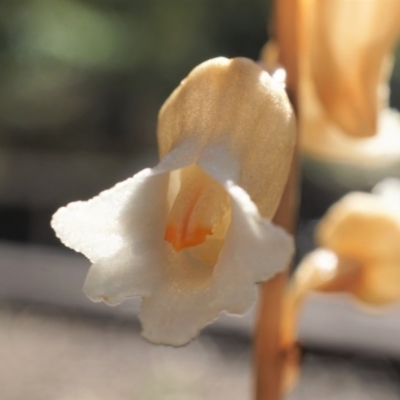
<box><xmin>0</xmin><ymin>0</ymin><xmax>273</xmax><ymax>247</ymax></box>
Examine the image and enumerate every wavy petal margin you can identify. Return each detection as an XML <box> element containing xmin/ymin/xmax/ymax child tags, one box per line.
<box><xmin>52</xmin><ymin>141</ymin><xmax>293</xmax><ymax>346</ymax></box>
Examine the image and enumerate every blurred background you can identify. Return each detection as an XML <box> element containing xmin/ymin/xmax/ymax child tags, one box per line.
<box><xmin>1</xmin><ymin>0</ymin><xmax>400</xmax><ymax>399</ymax></box>
<box><xmin>0</xmin><ymin>0</ymin><xmax>272</xmax><ymax>246</ymax></box>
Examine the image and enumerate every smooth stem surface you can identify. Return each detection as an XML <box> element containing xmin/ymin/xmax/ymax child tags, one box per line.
<box><xmin>254</xmin><ymin>1</ymin><xmax>300</xmax><ymax>398</ymax></box>
<box><xmin>254</xmin><ymin>149</ymin><xmax>298</xmax><ymax>400</ymax></box>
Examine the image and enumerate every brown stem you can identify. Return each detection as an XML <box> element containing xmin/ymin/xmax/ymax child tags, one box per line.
<box><xmin>254</xmin><ymin>146</ymin><xmax>298</xmax><ymax>400</ymax></box>
<box><xmin>254</xmin><ymin>1</ymin><xmax>300</xmax><ymax>398</ymax></box>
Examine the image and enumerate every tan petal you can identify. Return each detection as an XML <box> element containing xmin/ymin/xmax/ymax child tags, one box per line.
<box><xmin>282</xmin><ymin>248</ymin><xmax>361</xmax><ymax>348</ymax></box>
<box><xmin>351</xmin><ymin>260</ymin><xmax>400</xmax><ymax>305</ymax></box>
<box><xmin>315</xmin><ymin>186</ymin><xmax>400</xmax><ymax>306</ymax></box>
<box><xmin>157</xmin><ymin>57</ymin><xmax>296</xmax><ymax>219</ymax></box>
<box><xmin>317</xmin><ymin>192</ymin><xmax>400</xmax><ymax>263</ymax></box>
<box><xmin>311</xmin><ymin>0</ymin><xmax>400</xmax><ymax>137</ymax></box>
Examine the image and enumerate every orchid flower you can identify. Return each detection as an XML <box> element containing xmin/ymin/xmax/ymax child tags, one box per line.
<box><xmin>301</xmin><ymin>0</ymin><xmax>400</xmax><ymax>162</ymax></box>
<box><xmin>288</xmin><ymin>179</ymin><xmax>400</xmax><ymax>312</ymax></box>
<box><xmin>315</xmin><ymin>179</ymin><xmax>400</xmax><ymax>305</ymax></box>
<box><xmin>281</xmin><ymin>179</ymin><xmax>400</xmax><ymax>380</ymax></box>
<box><xmin>265</xmin><ymin>0</ymin><xmax>400</xmax><ymax>165</ymax></box>
<box><xmin>51</xmin><ymin>57</ymin><xmax>296</xmax><ymax>346</ymax></box>
<box><xmin>310</xmin><ymin>0</ymin><xmax>400</xmax><ymax>139</ymax></box>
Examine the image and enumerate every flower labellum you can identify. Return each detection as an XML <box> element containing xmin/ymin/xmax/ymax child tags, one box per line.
<box><xmin>316</xmin><ymin>181</ymin><xmax>400</xmax><ymax>306</ymax></box>
<box><xmin>51</xmin><ymin>57</ymin><xmax>296</xmax><ymax>346</ymax></box>
<box><xmin>282</xmin><ymin>179</ymin><xmax>400</xmax><ymax>384</ymax></box>
<box><xmin>290</xmin><ymin>179</ymin><xmax>400</xmax><ymax>308</ymax></box>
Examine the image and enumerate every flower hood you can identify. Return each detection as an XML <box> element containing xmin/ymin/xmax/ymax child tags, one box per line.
<box><xmin>309</xmin><ymin>0</ymin><xmax>400</xmax><ymax>139</ymax></box>
<box><xmin>269</xmin><ymin>0</ymin><xmax>400</xmax><ymax>163</ymax></box>
<box><xmin>51</xmin><ymin>57</ymin><xmax>296</xmax><ymax>346</ymax></box>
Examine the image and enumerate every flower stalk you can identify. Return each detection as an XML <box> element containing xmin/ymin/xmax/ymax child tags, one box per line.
<box><xmin>254</xmin><ymin>1</ymin><xmax>300</xmax><ymax>398</ymax></box>
<box><xmin>254</xmin><ymin>157</ymin><xmax>298</xmax><ymax>400</ymax></box>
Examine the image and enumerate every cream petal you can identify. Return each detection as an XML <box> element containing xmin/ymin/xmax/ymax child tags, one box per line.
<box><xmin>51</xmin><ymin>139</ymin><xmax>201</xmax><ymax>261</ymax></box>
<box><xmin>197</xmin><ymin>141</ymin><xmax>240</xmax><ymax>183</ymax></box>
<box><xmin>155</xmin><ymin>138</ymin><xmax>202</xmax><ymax>173</ymax></box>
<box><xmin>140</xmin><ymin>276</ymin><xmax>221</xmax><ymax>346</ymax></box>
<box><xmin>139</xmin><ymin>179</ymin><xmax>293</xmax><ymax>346</ymax></box>
<box><xmin>199</xmin><ymin>144</ymin><xmax>294</xmax><ymax>311</ymax></box>
<box><xmin>52</xmin><ymin>140</ymin><xmax>203</xmax><ymax>306</ymax></box>
<box><xmin>139</xmin><ymin>235</ymin><xmax>226</xmax><ymax>346</ymax></box>
<box><xmin>51</xmin><ymin>169</ymin><xmax>163</xmax><ymax>263</ymax></box>
<box><xmin>84</xmin><ymin>246</ymin><xmax>164</xmax><ymax>305</ymax></box>
<box><xmin>214</xmin><ymin>183</ymin><xmax>294</xmax><ymax>313</ymax></box>
<box><xmin>52</xmin><ymin>169</ymin><xmax>170</xmax><ymax>303</ymax></box>
<box><xmin>83</xmin><ymin>170</ymin><xmax>171</xmax><ymax>304</ymax></box>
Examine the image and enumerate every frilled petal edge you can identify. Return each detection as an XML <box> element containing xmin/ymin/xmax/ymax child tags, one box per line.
<box><xmin>51</xmin><ymin>140</ymin><xmax>294</xmax><ymax>346</ymax></box>
<box><xmin>51</xmin><ymin>141</ymin><xmax>201</xmax><ymax>304</ymax></box>
<box><xmin>139</xmin><ymin>181</ymin><xmax>294</xmax><ymax>346</ymax></box>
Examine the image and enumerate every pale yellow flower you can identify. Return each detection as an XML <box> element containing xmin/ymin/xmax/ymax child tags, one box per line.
<box><xmin>316</xmin><ymin>180</ymin><xmax>400</xmax><ymax>305</ymax></box>
<box><xmin>310</xmin><ymin>0</ymin><xmax>400</xmax><ymax>138</ymax></box>
<box><xmin>51</xmin><ymin>57</ymin><xmax>296</xmax><ymax>346</ymax></box>
<box><xmin>289</xmin><ymin>179</ymin><xmax>400</xmax><ymax>309</ymax></box>
<box><xmin>282</xmin><ymin>180</ymin><xmax>400</xmax><ymax>367</ymax></box>
<box><xmin>300</xmin><ymin>0</ymin><xmax>400</xmax><ymax>162</ymax></box>
<box><xmin>265</xmin><ymin>0</ymin><xmax>400</xmax><ymax>166</ymax></box>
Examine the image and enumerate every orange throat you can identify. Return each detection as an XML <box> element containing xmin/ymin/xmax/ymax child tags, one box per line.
<box><xmin>163</xmin><ymin>165</ymin><xmax>228</xmax><ymax>252</ymax></box>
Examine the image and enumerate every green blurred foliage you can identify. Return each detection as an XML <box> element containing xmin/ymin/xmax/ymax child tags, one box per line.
<box><xmin>0</xmin><ymin>0</ymin><xmax>273</xmax><ymax>153</ymax></box>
